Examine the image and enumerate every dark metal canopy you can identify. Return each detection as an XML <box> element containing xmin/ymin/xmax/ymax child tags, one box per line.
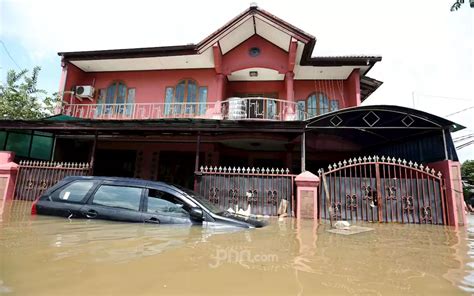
<box><xmin>306</xmin><ymin>105</ymin><xmax>464</xmax><ymax>132</ymax></box>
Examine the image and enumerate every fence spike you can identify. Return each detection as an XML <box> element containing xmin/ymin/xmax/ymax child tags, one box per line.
<box><xmin>246</xmin><ymin>167</ymin><xmax>250</xmax><ymax>173</ymax></box>
<box><xmin>236</xmin><ymin>167</ymin><xmax>240</xmax><ymax>173</ymax></box>
<box><xmin>338</xmin><ymin>161</ymin><xmax>342</xmax><ymax>167</ymax></box>
<box><xmin>357</xmin><ymin>157</ymin><xmax>362</xmax><ymax>163</ymax></box>
<box><xmin>223</xmin><ymin>167</ymin><xmax>227</xmax><ymax>172</ymax></box>
<box><xmin>402</xmin><ymin>159</ymin><xmax>407</xmax><ymax>165</ymax></box>
<box><xmin>317</xmin><ymin>169</ymin><xmax>322</xmax><ymax>175</ymax></box>
<box><xmin>420</xmin><ymin>164</ymin><xmax>424</xmax><ymax>170</ymax></box>
<box><xmin>204</xmin><ymin>166</ymin><xmax>208</xmax><ymax>172</ymax></box>
<box><xmin>374</xmin><ymin>155</ymin><xmax>379</xmax><ymax>161</ymax></box>
<box><xmin>251</xmin><ymin>167</ymin><xmax>255</xmax><ymax>173</ymax></box>
<box><xmin>232</xmin><ymin>167</ymin><xmax>236</xmax><ymax>173</ymax></box>
<box><xmin>85</xmin><ymin>163</ymin><xmax>90</xmax><ymax>168</ymax></box>
<box><xmin>425</xmin><ymin>166</ymin><xmax>430</xmax><ymax>172</ymax></box>
<box><xmin>397</xmin><ymin>158</ymin><xmax>402</xmax><ymax>164</ymax></box>
<box><xmin>256</xmin><ymin>167</ymin><xmax>261</xmax><ymax>173</ymax></box>
<box><xmin>408</xmin><ymin>161</ymin><xmax>413</xmax><ymax>167</ymax></box>
<box><xmin>414</xmin><ymin>162</ymin><xmax>418</xmax><ymax>168</ymax></box>
<box><xmin>381</xmin><ymin>156</ymin><xmax>386</xmax><ymax>162</ymax></box>
<box><xmin>271</xmin><ymin>168</ymin><xmax>275</xmax><ymax>174</ymax></box>
<box><xmin>430</xmin><ymin>168</ymin><xmax>435</xmax><ymax>175</ymax></box>
<box><xmin>218</xmin><ymin>166</ymin><xmax>222</xmax><ymax>172</ymax></box>
<box><xmin>285</xmin><ymin>168</ymin><xmax>289</xmax><ymax>174</ymax></box>
<box><xmin>386</xmin><ymin>156</ymin><xmax>391</xmax><ymax>162</ymax></box>
<box><xmin>332</xmin><ymin>163</ymin><xmax>337</xmax><ymax>169</ymax></box>
<box><xmin>391</xmin><ymin>158</ymin><xmax>396</xmax><ymax>163</ymax></box>
<box><xmin>200</xmin><ymin>166</ymin><xmax>204</xmax><ymax>172</ymax></box>
<box><xmin>437</xmin><ymin>171</ymin><xmax>442</xmax><ymax>177</ymax></box>
<box><xmin>214</xmin><ymin>166</ymin><xmax>218</xmax><ymax>172</ymax></box>
<box><xmin>348</xmin><ymin>158</ymin><xmax>353</xmax><ymax>164</ymax></box>
<box><xmin>368</xmin><ymin>156</ymin><xmax>372</xmax><ymax>162</ymax></box>
<box><xmin>261</xmin><ymin>167</ymin><xmax>265</xmax><ymax>174</ymax></box>
<box><xmin>328</xmin><ymin>164</ymin><xmax>332</xmax><ymax>170</ymax></box>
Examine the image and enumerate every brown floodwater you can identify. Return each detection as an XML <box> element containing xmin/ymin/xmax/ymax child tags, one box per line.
<box><xmin>1</xmin><ymin>200</ymin><xmax>474</xmax><ymax>295</ymax></box>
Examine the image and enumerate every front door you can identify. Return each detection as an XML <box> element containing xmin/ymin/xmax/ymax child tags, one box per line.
<box><xmin>235</xmin><ymin>93</ymin><xmax>278</xmax><ymax>119</ymax></box>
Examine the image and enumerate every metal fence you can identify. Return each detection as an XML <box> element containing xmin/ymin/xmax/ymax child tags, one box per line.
<box><xmin>13</xmin><ymin>161</ymin><xmax>91</xmax><ymax>201</ymax></box>
<box><xmin>195</xmin><ymin>166</ymin><xmax>296</xmax><ymax>216</ymax></box>
<box><xmin>318</xmin><ymin>156</ymin><xmax>448</xmax><ymax>225</ymax></box>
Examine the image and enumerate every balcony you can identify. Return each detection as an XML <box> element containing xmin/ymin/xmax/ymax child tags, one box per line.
<box><xmin>60</xmin><ymin>97</ymin><xmax>310</xmax><ymax>121</ymax></box>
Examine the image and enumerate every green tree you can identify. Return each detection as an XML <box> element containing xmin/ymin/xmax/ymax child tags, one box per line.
<box><xmin>0</xmin><ymin>67</ymin><xmax>59</xmax><ymax>120</ymax></box>
<box><xmin>462</xmin><ymin>160</ymin><xmax>474</xmax><ymax>184</ymax></box>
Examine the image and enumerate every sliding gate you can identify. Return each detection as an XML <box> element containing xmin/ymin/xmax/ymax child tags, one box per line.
<box><xmin>318</xmin><ymin>156</ymin><xmax>448</xmax><ymax>225</ymax></box>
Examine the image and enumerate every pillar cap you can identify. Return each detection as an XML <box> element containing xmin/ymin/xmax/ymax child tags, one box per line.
<box><xmin>295</xmin><ymin>171</ymin><xmax>319</xmax><ymax>186</ymax></box>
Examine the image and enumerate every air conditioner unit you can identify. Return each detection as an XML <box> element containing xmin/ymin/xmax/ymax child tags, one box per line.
<box><xmin>75</xmin><ymin>85</ymin><xmax>95</xmax><ymax>101</ymax></box>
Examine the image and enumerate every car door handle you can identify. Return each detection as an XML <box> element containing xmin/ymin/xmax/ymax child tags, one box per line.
<box><xmin>145</xmin><ymin>217</ymin><xmax>160</xmax><ymax>224</ymax></box>
<box><xmin>85</xmin><ymin>209</ymin><xmax>98</xmax><ymax>219</ymax></box>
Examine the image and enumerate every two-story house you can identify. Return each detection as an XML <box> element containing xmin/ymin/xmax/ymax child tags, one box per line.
<box><xmin>1</xmin><ymin>5</ymin><xmax>465</xmax><ymax>225</ymax></box>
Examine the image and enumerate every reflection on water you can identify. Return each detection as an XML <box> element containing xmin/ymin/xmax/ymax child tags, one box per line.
<box><xmin>1</xmin><ymin>200</ymin><xmax>474</xmax><ymax>295</ymax></box>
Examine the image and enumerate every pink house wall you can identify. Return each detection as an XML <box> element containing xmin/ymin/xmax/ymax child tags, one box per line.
<box><xmin>226</xmin><ymin>81</ymin><xmax>286</xmax><ymax>99</ymax></box>
<box><xmin>221</xmin><ymin>35</ymin><xmax>289</xmax><ymax>74</ymax></box>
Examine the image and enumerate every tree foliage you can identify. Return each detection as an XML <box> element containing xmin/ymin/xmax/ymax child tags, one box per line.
<box><xmin>462</xmin><ymin>160</ymin><xmax>474</xmax><ymax>184</ymax></box>
<box><xmin>0</xmin><ymin>67</ymin><xmax>60</xmax><ymax>120</ymax></box>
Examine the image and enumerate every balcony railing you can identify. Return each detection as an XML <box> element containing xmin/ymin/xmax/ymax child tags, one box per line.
<box><xmin>60</xmin><ymin>98</ymin><xmax>310</xmax><ymax>121</ymax></box>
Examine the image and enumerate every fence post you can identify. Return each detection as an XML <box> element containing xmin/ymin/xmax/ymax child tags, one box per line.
<box><xmin>0</xmin><ymin>151</ymin><xmax>19</xmax><ymax>216</ymax></box>
<box><xmin>295</xmin><ymin>171</ymin><xmax>320</xmax><ymax>220</ymax></box>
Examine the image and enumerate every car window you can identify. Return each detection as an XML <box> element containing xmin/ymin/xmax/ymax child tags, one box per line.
<box><xmin>146</xmin><ymin>189</ymin><xmax>189</xmax><ymax>215</ymax></box>
<box><xmin>53</xmin><ymin>181</ymin><xmax>95</xmax><ymax>203</ymax></box>
<box><xmin>92</xmin><ymin>185</ymin><xmax>142</xmax><ymax>211</ymax></box>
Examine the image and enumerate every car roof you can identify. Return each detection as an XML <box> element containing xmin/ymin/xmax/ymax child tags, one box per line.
<box><xmin>63</xmin><ymin>176</ymin><xmax>183</xmax><ymax>192</ymax></box>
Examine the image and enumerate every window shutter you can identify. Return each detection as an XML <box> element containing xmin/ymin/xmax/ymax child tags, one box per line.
<box><xmin>198</xmin><ymin>87</ymin><xmax>207</xmax><ymax>115</ymax></box>
<box><xmin>126</xmin><ymin>88</ymin><xmax>135</xmax><ymax>116</ymax></box>
<box><xmin>164</xmin><ymin>87</ymin><xmax>174</xmax><ymax>116</ymax></box>
<box><xmin>297</xmin><ymin>100</ymin><xmax>306</xmax><ymax>120</ymax></box>
<box><xmin>95</xmin><ymin>89</ymin><xmax>106</xmax><ymax>118</ymax></box>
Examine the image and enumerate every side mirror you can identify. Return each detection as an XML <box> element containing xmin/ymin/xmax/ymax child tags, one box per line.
<box><xmin>189</xmin><ymin>207</ymin><xmax>204</xmax><ymax>220</ymax></box>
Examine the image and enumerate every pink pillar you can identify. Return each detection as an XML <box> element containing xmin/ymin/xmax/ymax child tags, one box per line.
<box><xmin>0</xmin><ymin>151</ymin><xmax>19</xmax><ymax>216</ymax></box>
<box><xmin>214</xmin><ymin>73</ymin><xmax>226</xmax><ymax>116</ymax></box>
<box><xmin>429</xmin><ymin>160</ymin><xmax>466</xmax><ymax>226</ymax></box>
<box><xmin>344</xmin><ymin>69</ymin><xmax>361</xmax><ymax>107</ymax></box>
<box><xmin>295</xmin><ymin>171</ymin><xmax>320</xmax><ymax>219</ymax></box>
<box><xmin>285</xmin><ymin>71</ymin><xmax>295</xmax><ymax>120</ymax></box>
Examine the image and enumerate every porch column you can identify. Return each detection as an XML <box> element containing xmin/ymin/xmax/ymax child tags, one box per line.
<box><xmin>285</xmin><ymin>71</ymin><xmax>296</xmax><ymax>120</ymax></box>
<box><xmin>215</xmin><ymin>74</ymin><xmax>226</xmax><ymax>117</ymax></box>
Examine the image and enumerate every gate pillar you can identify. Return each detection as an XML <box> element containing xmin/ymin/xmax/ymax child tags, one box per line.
<box><xmin>295</xmin><ymin>171</ymin><xmax>319</xmax><ymax>219</ymax></box>
<box><xmin>429</xmin><ymin>160</ymin><xmax>466</xmax><ymax>227</ymax></box>
<box><xmin>0</xmin><ymin>151</ymin><xmax>19</xmax><ymax>215</ymax></box>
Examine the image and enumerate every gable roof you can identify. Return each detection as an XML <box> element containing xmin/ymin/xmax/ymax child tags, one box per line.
<box><xmin>58</xmin><ymin>5</ymin><xmax>381</xmax><ymax>68</ymax></box>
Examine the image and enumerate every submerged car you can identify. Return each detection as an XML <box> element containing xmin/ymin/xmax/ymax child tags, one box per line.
<box><xmin>31</xmin><ymin>176</ymin><xmax>267</xmax><ymax>228</ymax></box>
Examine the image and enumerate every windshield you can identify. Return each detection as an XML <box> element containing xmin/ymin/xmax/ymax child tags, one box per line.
<box><xmin>175</xmin><ymin>186</ymin><xmax>224</xmax><ymax>215</ymax></box>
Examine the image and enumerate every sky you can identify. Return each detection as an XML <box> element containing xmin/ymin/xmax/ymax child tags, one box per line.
<box><xmin>1</xmin><ymin>0</ymin><xmax>473</xmax><ymax>161</ymax></box>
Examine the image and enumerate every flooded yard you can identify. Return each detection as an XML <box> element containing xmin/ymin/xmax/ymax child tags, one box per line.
<box><xmin>1</xmin><ymin>201</ymin><xmax>474</xmax><ymax>295</ymax></box>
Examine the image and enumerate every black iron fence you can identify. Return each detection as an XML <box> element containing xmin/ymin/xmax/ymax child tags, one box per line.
<box><xmin>195</xmin><ymin>166</ymin><xmax>296</xmax><ymax>216</ymax></box>
<box><xmin>318</xmin><ymin>156</ymin><xmax>448</xmax><ymax>225</ymax></box>
<box><xmin>13</xmin><ymin>161</ymin><xmax>91</xmax><ymax>201</ymax></box>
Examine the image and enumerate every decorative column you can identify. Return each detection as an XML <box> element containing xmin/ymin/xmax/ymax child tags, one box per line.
<box><xmin>285</xmin><ymin>71</ymin><xmax>296</xmax><ymax>120</ymax></box>
<box><xmin>295</xmin><ymin>171</ymin><xmax>320</xmax><ymax>219</ymax></box>
<box><xmin>0</xmin><ymin>151</ymin><xmax>19</xmax><ymax>216</ymax></box>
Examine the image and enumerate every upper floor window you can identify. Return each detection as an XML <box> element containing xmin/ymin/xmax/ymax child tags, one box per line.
<box><xmin>164</xmin><ymin>79</ymin><xmax>207</xmax><ymax>116</ymax></box>
<box><xmin>297</xmin><ymin>92</ymin><xmax>339</xmax><ymax>120</ymax></box>
<box><xmin>96</xmin><ymin>81</ymin><xmax>135</xmax><ymax>116</ymax></box>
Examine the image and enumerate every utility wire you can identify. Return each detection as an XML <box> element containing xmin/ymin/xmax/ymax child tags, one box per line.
<box><xmin>456</xmin><ymin>140</ymin><xmax>474</xmax><ymax>150</ymax></box>
<box><xmin>0</xmin><ymin>40</ymin><xmax>22</xmax><ymax>71</ymax></box>
<box><xmin>445</xmin><ymin>106</ymin><xmax>474</xmax><ymax>117</ymax></box>
<box><xmin>416</xmin><ymin>93</ymin><xmax>472</xmax><ymax>101</ymax></box>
